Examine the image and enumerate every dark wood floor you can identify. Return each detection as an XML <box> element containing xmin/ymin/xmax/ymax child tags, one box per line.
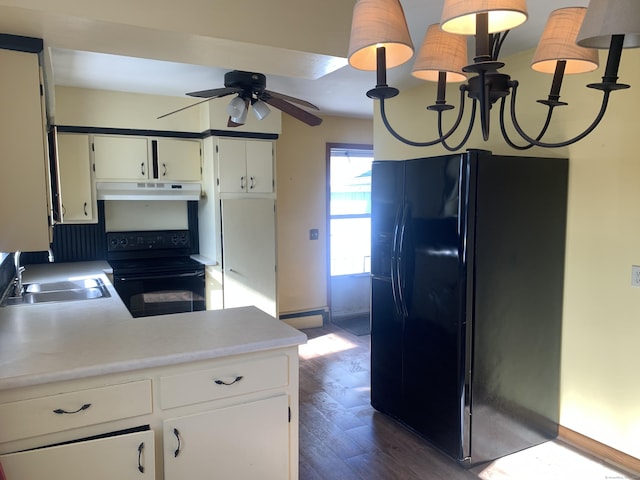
<box><xmin>297</xmin><ymin>322</ymin><xmax>636</xmax><ymax>480</ymax></box>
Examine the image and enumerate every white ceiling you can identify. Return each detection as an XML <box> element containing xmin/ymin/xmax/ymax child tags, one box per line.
<box><xmin>0</xmin><ymin>0</ymin><xmax>589</xmax><ymax>120</ymax></box>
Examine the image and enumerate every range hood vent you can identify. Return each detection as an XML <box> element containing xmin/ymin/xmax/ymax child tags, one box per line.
<box><xmin>96</xmin><ymin>182</ymin><xmax>201</xmax><ymax>201</ymax></box>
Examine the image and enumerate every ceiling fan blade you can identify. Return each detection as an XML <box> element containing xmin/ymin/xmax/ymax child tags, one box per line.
<box><xmin>186</xmin><ymin>87</ymin><xmax>241</xmax><ymax>98</ymax></box>
<box><xmin>262</xmin><ymin>90</ymin><xmax>319</xmax><ymax>110</ymax></box>
<box><xmin>157</xmin><ymin>97</ymin><xmax>216</xmax><ymax>119</ymax></box>
<box><xmin>263</xmin><ymin>96</ymin><xmax>323</xmax><ymax>127</ymax></box>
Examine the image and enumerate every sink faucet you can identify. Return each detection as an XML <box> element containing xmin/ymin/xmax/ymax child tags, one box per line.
<box><xmin>14</xmin><ymin>251</ymin><xmax>25</xmax><ymax>296</ymax></box>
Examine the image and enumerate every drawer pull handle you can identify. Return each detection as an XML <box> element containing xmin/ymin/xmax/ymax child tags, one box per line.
<box><xmin>214</xmin><ymin>375</ymin><xmax>243</xmax><ymax>386</ymax></box>
<box><xmin>173</xmin><ymin>428</ymin><xmax>182</xmax><ymax>458</ymax></box>
<box><xmin>137</xmin><ymin>442</ymin><xmax>145</xmax><ymax>473</ymax></box>
<box><xmin>53</xmin><ymin>403</ymin><xmax>92</xmax><ymax>415</ymax></box>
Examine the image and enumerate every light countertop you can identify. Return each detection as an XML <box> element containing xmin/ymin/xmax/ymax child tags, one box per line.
<box><xmin>0</xmin><ymin>261</ymin><xmax>306</xmax><ymax>391</ymax></box>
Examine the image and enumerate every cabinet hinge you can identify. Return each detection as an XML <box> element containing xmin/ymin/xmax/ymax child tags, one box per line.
<box><xmin>288</xmin><ymin>406</ymin><xmax>291</xmax><ymax>423</ymax></box>
<box><xmin>217</xmin><ymin>178</ymin><xmax>220</xmax><ymax>186</ymax></box>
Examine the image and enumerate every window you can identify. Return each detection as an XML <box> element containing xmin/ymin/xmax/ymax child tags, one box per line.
<box><xmin>329</xmin><ymin>146</ymin><xmax>373</xmax><ymax>276</ymax></box>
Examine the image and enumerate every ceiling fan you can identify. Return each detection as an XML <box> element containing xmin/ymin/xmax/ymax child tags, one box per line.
<box><xmin>158</xmin><ymin>70</ymin><xmax>323</xmax><ymax>127</ymax></box>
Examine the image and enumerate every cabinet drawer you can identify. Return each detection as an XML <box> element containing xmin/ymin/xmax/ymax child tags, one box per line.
<box><xmin>0</xmin><ymin>380</ymin><xmax>152</xmax><ymax>444</ymax></box>
<box><xmin>160</xmin><ymin>355</ymin><xmax>289</xmax><ymax>409</ymax></box>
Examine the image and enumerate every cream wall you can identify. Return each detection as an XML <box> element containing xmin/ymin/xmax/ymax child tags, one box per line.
<box><xmin>374</xmin><ymin>48</ymin><xmax>640</xmax><ymax>458</ymax></box>
<box><xmin>275</xmin><ymin>114</ymin><xmax>373</xmax><ymax>316</ymax></box>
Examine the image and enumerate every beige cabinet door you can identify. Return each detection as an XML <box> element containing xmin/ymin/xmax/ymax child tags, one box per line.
<box><xmin>56</xmin><ymin>133</ymin><xmax>95</xmax><ymax>223</ymax></box>
<box><xmin>93</xmin><ymin>135</ymin><xmax>149</xmax><ymax>180</ymax></box>
<box><xmin>217</xmin><ymin>137</ymin><xmax>247</xmax><ymax>193</ymax></box>
<box><xmin>0</xmin><ymin>429</ymin><xmax>155</xmax><ymax>480</ymax></box>
<box><xmin>0</xmin><ymin>48</ymin><xmax>50</xmax><ymax>252</ymax></box>
<box><xmin>163</xmin><ymin>395</ymin><xmax>289</xmax><ymax>480</ymax></box>
<box><xmin>245</xmin><ymin>140</ymin><xmax>273</xmax><ymax>193</ymax></box>
<box><xmin>221</xmin><ymin>198</ymin><xmax>276</xmax><ymax>317</ymax></box>
<box><xmin>217</xmin><ymin>138</ymin><xmax>273</xmax><ymax>193</ymax></box>
<box><xmin>156</xmin><ymin>138</ymin><xmax>201</xmax><ymax>181</ymax></box>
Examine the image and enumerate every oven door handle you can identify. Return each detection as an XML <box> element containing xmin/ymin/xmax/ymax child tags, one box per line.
<box><xmin>116</xmin><ymin>271</ymin><xmax>205</xmax><ymax>282</ymax></box>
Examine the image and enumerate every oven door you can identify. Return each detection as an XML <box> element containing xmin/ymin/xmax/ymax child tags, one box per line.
<box><xmin>113</xmin><ymin>270</ymin><xmax>206</xmax><ymax>318</ymax></box>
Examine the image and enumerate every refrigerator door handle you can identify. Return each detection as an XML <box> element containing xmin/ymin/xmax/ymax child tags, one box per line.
<box><xmin>390</xmin><ymin>205</ymin><xmax>403</xmax><ymax>315</ymax></box>
<box><xmin>396</xmin><ymin>203</ymin><xmax>410</xmax><ymax>318</ymax></box>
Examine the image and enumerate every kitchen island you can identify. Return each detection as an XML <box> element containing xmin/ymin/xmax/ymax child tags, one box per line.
<box><xmin>0</xmin><ymin>261</ymin><xmax>307</xmax><ymax>479</ymax></box>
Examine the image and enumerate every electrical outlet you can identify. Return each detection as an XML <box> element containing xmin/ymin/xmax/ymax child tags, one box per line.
<box><xmin>309</xmin><ymin>229</ymin><xmax>319</xmax><ymax>241</ymax></box>
<box><xmin>632</xmin><ymin>265</ymin><xmax>640</xmax><ymax>287</ymax></box>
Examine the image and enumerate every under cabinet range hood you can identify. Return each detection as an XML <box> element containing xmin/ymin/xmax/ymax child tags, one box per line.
<box><xmin>96</xmin><ymin>182</ymin><xmax>201</xmax><ymax>201</ymax></box>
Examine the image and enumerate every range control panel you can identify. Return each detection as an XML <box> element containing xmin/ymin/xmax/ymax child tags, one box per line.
<box><xmin>107</xmin><ymin>230</ymin><xmax>190</xmax><ymax>252</ymax></box>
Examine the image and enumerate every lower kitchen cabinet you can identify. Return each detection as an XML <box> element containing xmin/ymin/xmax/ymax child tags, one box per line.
<box><xmin>0</xmin><ymin>347</ymin><xmax>300</xmax><ymax>480</ymax></box>
<box><xmin>0</xmin><ymin>429</ymin><xmax>155</xmax><ymax>480</ymax></box>
<box><xmin>163</xmin><ymin>395</ymin><xmax>289</xmax><ymax>480</ymax></box>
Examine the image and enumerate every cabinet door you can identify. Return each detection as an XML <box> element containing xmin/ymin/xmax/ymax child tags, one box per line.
<box><xmin>0</xmin><ymin>429</ymin><xmax>155</xmax><ymax>480</ymax></box>
<box><xmin>221</xmin><ymin>198</ymin><xmax>276</xmax><ymax>317</ymax></box>
<box><xmin>164</xmin><ymin>395</ymin><xmax>289</xmax><ymax>480</ymax></box>
<box><xmin>93</xmin><ymin>135</ymin><xmax>149</xmax><ymax>180</ymax></box>
<box><xmin>217</xmin><ymin>137</ymin><xmax>247</xmax><ymax>193</ymax></box>
<box><xmin>0</xmin><ymin>48</ymin><xmax>50</xmax><ymax>251</ymax></box>
<box><xmin>245</xmin><ymin>140</ymin><xmax>273</xmax><ymax>193</ymax></box>
<box><xmin>56</xmin><ymin>133</ymin><xmax>95</xmax><ymax>223</ymax></box>
<box><xmin>156</xmin><ymin>138</ymin><xmax>201</xmax><ymax>181</ymax></box>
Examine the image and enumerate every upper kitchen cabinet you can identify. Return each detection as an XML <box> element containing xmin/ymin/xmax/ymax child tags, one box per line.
<box><xmin>217</xmin><ymin>138</ymin><xmax>273</xmax><ymax>195</ymax></box>
<box><xmin>0</xmin><ymin>43</ymin><xmax>51</xmax><ymax>252</ymax></box>
<box><xmin>53</xmin><ymin>132</ymin><xmax>96</xmax><ymax>223</ymax></box>
<box><xmin>93</xmin><ymin>135</ymin><xmax>149</xmax><ymax>181</ymax></box>
<box><xmin>93</xmin><ymin>135</ymin><xmax>202</xmax><ymax>182</ymax></box>
<box><xmin>155</xmin><ymin>138</ymin><xmax>202</xmax><ymax>182</ymax></box>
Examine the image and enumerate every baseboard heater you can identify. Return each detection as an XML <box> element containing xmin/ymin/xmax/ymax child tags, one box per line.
<box><xmin>279</xmin><ymin>309</ymin><xmax>328</xmax><ymax>329</ymax></box>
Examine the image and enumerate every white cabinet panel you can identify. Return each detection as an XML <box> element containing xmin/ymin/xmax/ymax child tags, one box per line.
<box><xmin>0</xmin><ymin>429</ymin><xmax>155</xmax><ymax>480</ymax></box>
<box><xmin>93</xmin><ymin>135</ymin><xmax>149</xmax><ymax>180</ymax></box>
<box><xmin>163</xmin><ymin>395</ymin><xmax>289</xmax><ymax>480</ymax></box>
<box><xmin>221</xmin><ymin>198</ymin><xmax>276</xmax><ymax>316</ymax></box>
<box><xmin>156</xmin><ymin>138</ymin><xmax>201</xmax><ymax>181</ymax></box>
<box><xmin>0</xmin><ymin>48</ymin><xmax>50</xmax><ymax>251</ymax></box>
<box><xmin>217</xmin><ymin>138</ymin><xmax>273</xmax><ymax>194</ymax></box>
<box><xmin>56</xmin><ymin>133</ymin><xmax>95</xmax><ymax>223</ymax></box>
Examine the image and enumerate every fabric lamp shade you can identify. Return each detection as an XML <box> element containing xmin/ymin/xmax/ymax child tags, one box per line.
<box><xmin>348</xmin><ymin>0</ymin><xmax>414</xmax><ymax>71</ymax></box>
<box><xmin>576</xmin><ymin>0</ymin><xmax>640</xmax><ymax>49</ymax></box>
<box><xmin>532</xmin><ymin>7</ymin><xmax>599</xmax><ymax>74</ymax></box>
<box><xmin>411</xmin><ymin>24</ymin><xmax>468</xmax><ymax>82</ymax></box>
<box><xmin>441</xmin><ymin>0</ymin><xmax>528</xmax><ymax>35</ymax></box>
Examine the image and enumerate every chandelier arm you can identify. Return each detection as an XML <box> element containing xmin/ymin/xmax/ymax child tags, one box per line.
<box><xmin>439</xmin><ymin>99</ymin><xmax>478</xmax><ymax>152</ymax></box>
<box><xmin>508</xmin><ymin>81</ymin><xmax>612</xmax><ymax>148</ymax></box>
<box><xmin>498</xmin><ymin>97</ymin><xmax>555</xmax><ymax>150</ymax></box>
<box><xmin>478</xmin><ymin>72</ymin><xmax>491</xmax><ymax>141</ymax></box>
<box><xmin>378</xmin><ymin>87</ymin><xmax>468</xmax><ymax>147</ymax></box>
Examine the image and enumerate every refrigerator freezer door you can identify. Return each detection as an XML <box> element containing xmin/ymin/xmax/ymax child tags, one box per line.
<box><xmin>400</xmin><ymin>156</ymin><xmax>469</xmax><ymax>461</ymax></box>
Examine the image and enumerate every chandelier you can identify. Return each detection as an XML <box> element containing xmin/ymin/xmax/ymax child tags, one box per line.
<box><xmin>347</xmin><ymin>0</ymin><xmax>640</xmax><ymax>150</ymax></box>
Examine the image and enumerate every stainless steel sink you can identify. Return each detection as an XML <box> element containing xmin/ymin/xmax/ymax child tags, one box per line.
<box><xmin>2</xmin><ymin>277</ymin><xmax>111</xmax><ymax>306</ymax></box>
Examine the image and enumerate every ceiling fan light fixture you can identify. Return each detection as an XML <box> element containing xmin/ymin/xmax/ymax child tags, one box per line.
<box><xmin>440</xmin><ymin>0</ymin><xmax>528</xmax><ymax>35</ymax></box>
<box><xmin>348</xmin><ymin>0</ymin><xmax>414</xmax><ymax>71</ymax></box>
<box><xmin>532</xmin><ymin>7</ymin><xmax>599</xmax><ymax>75</ymax></box>
<box><xmin>252</xmin><ymin>100</ymin><xmax>271</xmax><ymax>120</ymax></box>
<box><xmin>227</xmin><ymin>96</ymin><xmax>246</xmax><ymax>118</ymax></box>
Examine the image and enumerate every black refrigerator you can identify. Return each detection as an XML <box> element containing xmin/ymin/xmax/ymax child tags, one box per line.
<box><xmin>370</xmin><ymin>149</ymin><xmax>568</xmax><ymax>467</ymax></box>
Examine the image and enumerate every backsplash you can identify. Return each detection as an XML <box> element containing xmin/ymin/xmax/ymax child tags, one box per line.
<box><xmin>20</xmin><ymin>201</ymin><xmax>200</xmax><ymax>266</ymax></box>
